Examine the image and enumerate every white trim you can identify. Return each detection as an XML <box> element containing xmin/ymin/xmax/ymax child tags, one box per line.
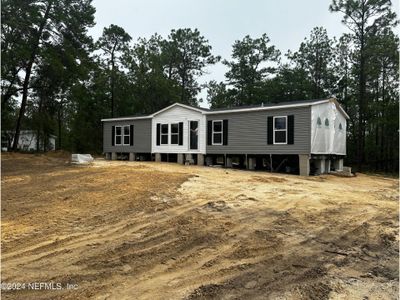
<box><xmin>102</xmin><ymin>98</ymin><xmax>350</xmax><ymax>121</ymax></box>
<box><xmin>311</xmin><ymin>152</ymin><xmax>346</xmax><ymax>155</ymax></box>
<box><xmin>152</xmin><ymin>103</ymin><xmax>206</xmax><ymax>117</ymax></box>
<box><xmin>212</xmin><ymin>120</ymin><xmax>223</xmax><ymax>145</ymax></box>
<box><xmin>115</xmin><ymin>126</ymin><xmax>122</xmax><ymax>145</ymax></box>
<box><xmin>122</xmin><ymin>125</ymin><xmax>130</xmax><ymax>146</ymax></box>
<box><xmin>273</xmin><ymin>116</ymin><xmax>287</xmax><ymax>145</ymax></box>
<box><xmin>205</xmin><ymin>99</ymin><xmax>330</xmax><ymax>115</ymax></box>
<box><xmin>330</xmin><ymin>98</ymin><xmax>350</xmax><ymax>119</ymax></box>
<box><xmin>102</xmin><ymin>116</ymin><xmax>151</xmax><ymax>122</ymax></box>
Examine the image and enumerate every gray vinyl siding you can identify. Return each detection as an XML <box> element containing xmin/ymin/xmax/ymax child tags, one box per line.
<box><xmin>206</xmin><ymin>106</ymin><xmax>311</xmax><ymax>155</ymax></box>
<box><xmin>103</xmin><ymin>119</ymin><xmax>152</xmax><ymax>153</ymax></box>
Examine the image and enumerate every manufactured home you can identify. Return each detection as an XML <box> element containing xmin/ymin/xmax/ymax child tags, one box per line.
<box><xmin>102</xmin><ymin>115</ymin><xmax>152</xmax><ymax>160</ymax></box>
<box><xmin>101</xmin><ymin>98</ymin><xmax>348</xmax><ymax>176</ymax></box>
<box><xmin>1</xmin><ymin>130</ymin><xmax>56</xmax><ymax>152</ymax></box>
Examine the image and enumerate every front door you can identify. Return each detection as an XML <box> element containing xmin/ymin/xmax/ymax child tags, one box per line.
<box><xmin>189</xmin><ymin>121</ymin><xmax>198</xmax><ymax>150</ymax></box>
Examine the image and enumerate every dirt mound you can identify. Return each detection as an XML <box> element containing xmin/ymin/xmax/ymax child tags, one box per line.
<box><xmin>44</xmin><ymin>150</ymin><xmax>71</xmax><ymax>158</ymax></box>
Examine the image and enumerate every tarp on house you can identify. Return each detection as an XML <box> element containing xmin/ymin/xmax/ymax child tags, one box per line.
<box><xmin>311</xmin><ymin>101</ymin><xmax>347</xmax><ymax>155</ymax></box>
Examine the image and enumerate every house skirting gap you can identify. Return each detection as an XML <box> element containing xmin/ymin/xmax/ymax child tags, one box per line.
<box><xmin>106</xmin><ymin>152</ymin><xmax>151</xmax><ymax>161</ymax></box>
<box><xmin>105</xmin><ymin>152</ymin><xmax>344</xmax><ymax>176</ymax></box>
<box><xmin>154</xmin><ymin>153</ymin><xmax>204</xmax><ymax>166</ymax></box>
<box><xmin>310</xmin><ymin>155</ymin><xmax>344</xmax><ymax>175</ymax></box>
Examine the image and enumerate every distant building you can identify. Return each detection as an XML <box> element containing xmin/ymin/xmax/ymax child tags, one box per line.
<box><xmin>1</xmin><ymin>130</ymin><xmax>56</xmax><ymax>152</ymax></box>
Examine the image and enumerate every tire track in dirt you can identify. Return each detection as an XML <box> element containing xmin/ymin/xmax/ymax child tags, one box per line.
<box><xmin>1</xmin><ymin>154</ymin><xmax>398</xmax><ymax>300</ymax></box>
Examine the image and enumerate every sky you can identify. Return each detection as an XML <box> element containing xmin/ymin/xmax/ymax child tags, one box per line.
<box><xmin>88</xmin><ymin>0</ymin><xmax>399</xmax><ymax>108</ymax></box>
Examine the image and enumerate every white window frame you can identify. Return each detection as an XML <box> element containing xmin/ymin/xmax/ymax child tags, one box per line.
<box><xmin>273</xmin><ymin>116</ymin><xmax>287</xmax><ymax>145</ymax></box>
<box><xmin>123</xmin><ymin>125</ymin><xmax>130</xmax><ymax>146</ymax></box>
<box><xmin>170</xmin><ymin>123</ymin><xmax>179</xmax><ymax>145</ymax></box>
<box><xmin>160</xmin><ymin>123</ymin><xmax>169</xmax><ymax>145</ymax></box>
<box><xmin>115</xmin><ymin>126</ymin><xmax>122</xmax><ymax>145</ymax></box>
<box><xmin>212</xmin><ymin>120</ymin><xmax>223</xmax><ymax>145</ymax></box>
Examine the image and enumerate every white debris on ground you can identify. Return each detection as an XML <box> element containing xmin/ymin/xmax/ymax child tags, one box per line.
<box><xmin>71</xmin><ymin>154</ymin><xmax>94</xmax><ymax>164</ymax></box>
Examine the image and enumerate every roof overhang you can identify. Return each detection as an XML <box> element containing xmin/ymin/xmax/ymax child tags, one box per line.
<box><xmin>204</xmin><ymin>99</ymin><xmax>330</xmax><ymax>115</ymax></box>
<box><xmin>101</xmin><ymin>116</ymin><xmax>152</xmax><ymax>122</ymax></box>
<box><xmin>329</xmin><ymin>98</ymin><xmax>350</xmax><ymax>119</ymax></box>
<box><xmin>100</xmin><ymin>98</ymin><xmax>350</xmax><ymax>121</ymax></box>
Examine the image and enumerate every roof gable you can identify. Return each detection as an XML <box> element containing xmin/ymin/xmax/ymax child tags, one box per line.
<box><xmin>152</xmin><ymin>103</ymin><xmax>207</xmax><ymax>116</ymax></box>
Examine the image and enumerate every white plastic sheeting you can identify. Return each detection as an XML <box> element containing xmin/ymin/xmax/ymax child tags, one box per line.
<box><xmin>311</xmin><ymin>101</ymin><xmax>346</xmax><ymax>155</ymax></box>
<box><xmin>71</xmin><ymin>154</ymin><xmax>94</xmax><ymax>164</ymax></box>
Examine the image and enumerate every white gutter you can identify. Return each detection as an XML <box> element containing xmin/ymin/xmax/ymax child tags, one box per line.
<box><xmin>204</xmin><ymin>99</ymin><xmax>330</xmax><ymax>115</ymax></box>
<box><xmin>101</xmin><ymin>98</ymin><xmax>350</xmax><ymax>121</ymax></box>
<box><xmin>101</xmin><ymin>115</ymin><xmax>152</xmax><ymax>122</ymax></box>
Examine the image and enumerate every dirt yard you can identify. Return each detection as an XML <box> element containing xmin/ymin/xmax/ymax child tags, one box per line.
<box><xmin>1</xmin><ymin>153</ymin><xmax>398</xmax><ymax>299</ymax></box>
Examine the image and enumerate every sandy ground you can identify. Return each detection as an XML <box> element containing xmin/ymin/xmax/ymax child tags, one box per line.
<box><xmin>1</xmin><ymin>153</ymin><xmax>398</xmax><ymax>300</ymax></box>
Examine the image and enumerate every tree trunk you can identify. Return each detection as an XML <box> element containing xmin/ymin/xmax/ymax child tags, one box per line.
<box><xmin>110</xmin><ymin>41</ymin><xmax>118</xmax><ymax>118</ymax></box>
<box><xmin>381</xmin><ymin>65</ymin><xmax>386</xmax><ymax>171</ymax></box>
<box><xmin>58</xmin><ymin>101</ymin><xmax>63</xmax><ymax>149</ymax></box>
<box><xmin>12</xmin><ymin>1</ymin><xmax>52</xmax><ymax>151</ymax></box>
<box><xmin>1</xmin><ymin>67</ymin><xmax>23</xmax><ymax>109</ymax></box>
<box><xmin>111</xmin><ymin>52</ymin><xmax>115</xmax><ymax>117</ymax></box>
<box><xmin>36</xmin><ymin>95</ymin><xmax>44</xmax><ymax>152</ymax></box>
<box><xmin>344</xmin><ymin>62</ymin><xmax>348</xmax><ymax>112</ymax></box>
<box><xmin>181</xmin><ymin>73</ymin><xmax>186</xmax><ymax>104</ymax></box>
<box><xmin>357</xmin><ymin>10</ymin><xmax>366</xmax><ymax>172</ymax></box>
<box><xmin>314</xmin><ymin>46</ymin><xmax>320</xmax><ymax>98</ymax></box>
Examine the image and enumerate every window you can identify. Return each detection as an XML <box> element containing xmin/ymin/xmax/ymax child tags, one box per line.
<box><xmin>317</xmin><ymin>117</ymin><xmax>322</xmax><ymax>126</ymax></box>
<box><xmin>115</xmin><ymin>126</ymin><xmax>122</xmax><ymax>145</ymax></box>
<box><xmin>115</xmin><ymin>125</ymin><xmax>130</xmax><ymax>145</ymax></box>
<box><xmin>212</xmin><ymin>120</ymin><xmax>223</xmax><ymax>145</ymax></box>
<box><xmin>170</xmin><ymin>123</ymin><xmax>179</xmax><ymax>144</ymax></box>
<box><xmin>123</xmin><ymin>125</ymin><xmax>130</xmax><ymax>145</ymax></box>
<box><xmin>161</xmin><ymin>124</ymin><xmax>168</xmax><ymax>144</ymax></box>
<box><xmin>273</xmin><ymin>116</ymin><xmax>287</xmax><ymax>144</ymax></box>
<box><xmin>325</xmin><ymin>118</ymin><xmax>329</xmax><ymax>127</ymax></box>
<box><xmin>339</xmin><ymin>123</ymin><xmax>343</xmax><ymax>131</ymax></box>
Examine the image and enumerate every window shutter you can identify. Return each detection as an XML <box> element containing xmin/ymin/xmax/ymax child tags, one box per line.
<box><xmin>267</xmin><ymin>117</ymin><xmax>273</xmax><ymax>144</ymax></box>
<box><xmin>223</xmin><ymin>119</ymin><xmax>228</xmax><ymax>145</ymax></box>
<box><xmin>207</xmin><ymin>120</ymin><xmax>212</xmax><ymax>145</ymax></box>
<box><xmin>111</xmin><ymin>126</ymin><xmax>115</xmax><ymax>146</ymax></box>
<box><xmin>288</xmin><ymin>115</ymin><xmax>294</xmax><ymax>144</ymax></box>
<box><xmin>130</xmin><ymin>125</ymin><xmax>134</xmax><ymax>146</ymax></box>
<box><xmin>178</xmin><ymin>122</ymin><xmax>183</xmax><ymax>145</ymax></box>
<box><xmin>156</xmin><ymin>123</ymin><xmax>160</xmax><ymax>146</ymax></box>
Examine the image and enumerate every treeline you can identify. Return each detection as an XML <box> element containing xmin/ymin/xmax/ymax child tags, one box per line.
<box><xmin>1</xmin><ymin>0</ymin><xmax>398</xmax><ymax>172</ymax></box>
